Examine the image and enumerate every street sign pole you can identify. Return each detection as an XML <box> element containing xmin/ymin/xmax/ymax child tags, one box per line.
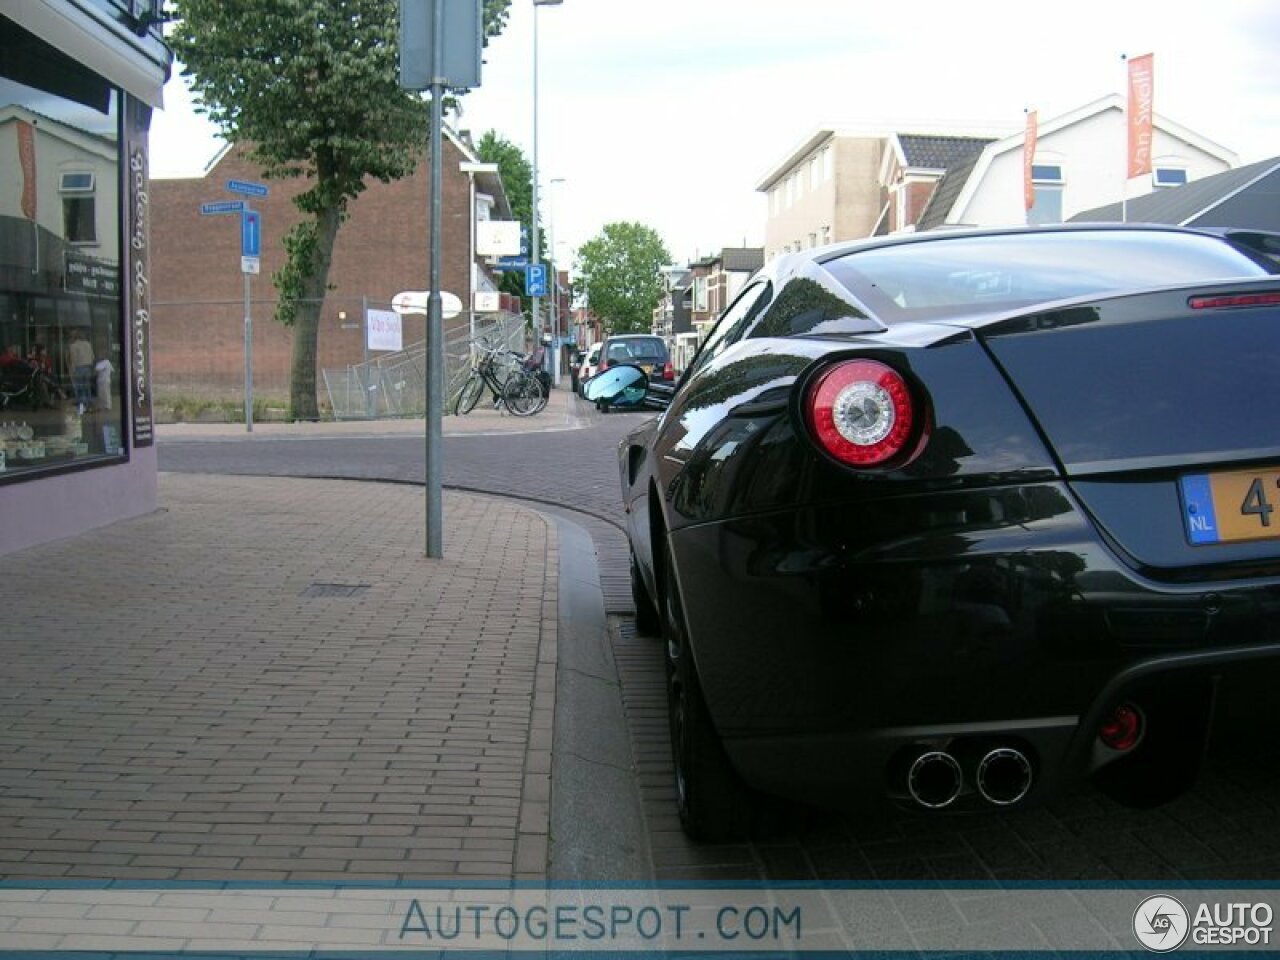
<box><xmin>244</xmin><ymin>272</ymin><xmax>253</xmax><ymax>433</ymax></box>
<box><xmin>401</xmin><ymin>0</ymin><xmax>481</xmax><ymax>558</ymax></box>
<box><xmin>240</xmin><ymin>209</ymin><xmax>262</xmax><ymax>433</ymax></box>
<box><xmin>425</xmin><ymin>0</ymin><xmax>446</xmax><ymax>559</ymax></box>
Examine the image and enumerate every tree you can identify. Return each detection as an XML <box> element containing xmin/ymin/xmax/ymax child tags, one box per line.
<box><xmin>575</xmin><ymin>222</ymin><xmax>671</xmax><ymax>335</ymax></box>
<box><xmin>475</xmin><ymin>131</ymin><xmax>532</xmax><ymax>308</ymax></box>
<box><xmin>169</xmin><ymin>0</ymin><xmax>512</xmax><ymax>419</ymax></box>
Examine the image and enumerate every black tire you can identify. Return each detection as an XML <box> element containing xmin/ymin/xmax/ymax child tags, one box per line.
<box><xmin>631</xmin><ymin>550</ymin><xmax>660</xmax><ymax>636</ymax></box>
<box><xmin>455</xmin><ymin>374</ymin><xmax>483</xmax><ymax>415</ymax></box>
<box><xmin>502</xmin><ymin>374</ymin><xmax>544</xmax><ymax>417</ymax></box>
<box><xmin>662</xmin><ymin>544</ymin><xmax>755</xmax><ymax>841</ymax></box>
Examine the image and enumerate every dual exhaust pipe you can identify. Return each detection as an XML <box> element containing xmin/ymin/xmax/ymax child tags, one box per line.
<box><xmin>905</xmin><ymin>746</ymin><xmax>1033</xmax><ymax>809</ymax></box>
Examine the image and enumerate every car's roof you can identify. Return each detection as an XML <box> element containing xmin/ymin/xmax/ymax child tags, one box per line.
<box><xmin>795</xmin><ymin>222</ymin><xmax>1280</xmax><ymax>266</ymax></box>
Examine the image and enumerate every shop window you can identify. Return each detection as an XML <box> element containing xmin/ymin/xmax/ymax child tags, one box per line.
<box><xmin>1</xmin><ymin>15</ymin><xmax>125</xmax><ymax>480</ymax></box>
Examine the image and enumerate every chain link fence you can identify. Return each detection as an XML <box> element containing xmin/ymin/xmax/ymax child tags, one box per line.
<box><xmin>321</xmin><ymin>309</ymin><xmax>527</xmax><ymax>420</ymax></box>
<box><xmin>149</xmin><ymin>295</ymin><xmax>527</xmax><ymax>421</ymax></box>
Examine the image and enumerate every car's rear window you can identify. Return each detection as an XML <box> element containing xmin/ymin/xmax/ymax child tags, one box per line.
<box><xmin>608</xmin><ymin>338</ymin><xmax>666</xmax><ymax>360</ymax></box>
<box><xmin>824</xmin><ymin>230</ymin><xmax>1277</xmax><ymax>321</ymax></box>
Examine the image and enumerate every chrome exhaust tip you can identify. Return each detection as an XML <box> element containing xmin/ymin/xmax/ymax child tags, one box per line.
<box><xmin>907</xmin><ymin>751</ymin><xmax>963</xmax><ymax>809</ymax></box>
<box><xmin>976</xmin><ymin>747</ymin><xmax>1033</xmax><ymax>806</ymax></box>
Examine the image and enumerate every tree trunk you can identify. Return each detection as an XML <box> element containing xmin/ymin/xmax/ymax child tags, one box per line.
<box><xmin>288</xmin><ymin>204</ymin><xmax>343</xmax><ymax>420</ymax></box>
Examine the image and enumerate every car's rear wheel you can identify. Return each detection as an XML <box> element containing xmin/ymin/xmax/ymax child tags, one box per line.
<box><xmin>662</xmin><ymin>545</ymin><xmax>754</xmax><ymax>841</ymax></box>
<box><xmin>631</xmin><ymin>550</ymin><xmax>660</xmax><ymax>635</ymax></box>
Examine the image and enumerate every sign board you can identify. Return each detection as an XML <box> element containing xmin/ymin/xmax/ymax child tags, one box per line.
<box><xmin>64</xmin><ymin>252</ymin><xmax>120</xmax><ymax>299</ymax></box>
<box><xmin>241</xmin><ymin>210</ymin><xmax>261</xmax><ymax>257</ymax></box>
<box><xmin>391</xmin><ymin>289</ymin><xmax>463</xmax><ymax>318</ymax></box>
<box><xmin>241</xmin><ymin>256</ymin><xmax>260</xmax><ymax>275</ymax></box>
<box><xmin>227</xmin><ymin>179</ymin><xmax>268</xmax><ymax>197</ymax></box>
<box><xmin>476</xmin><ymin>220</ymin><xmax>522</xmax><ymax>257</ymax></box>
<box><xmin>200</xmin><ymin>200</ymin><xmax>244</xmax><ymax>215</ymax></box>
<box><xmin>473</xmin><ymin>291</ymin><xmax>500</xmax><ymax>313</ymax></box>
<box><xmin>366</xmin><ymin>308</ymin><xmax>403</xmax><ymax>352</ymax></box>
<box><xmin>399</xmin><ymin>0</ymin><xmax>482</xmax><ymax>91</ymax></box>
<box><xmin>526</xmin><ymin>263</ymin><xmax>547</xmax><ymax>298</ymax></box>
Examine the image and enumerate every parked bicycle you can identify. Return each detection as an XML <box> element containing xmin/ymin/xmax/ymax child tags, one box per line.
<box><xmin>0</xmin><ymin>361</ymin><xmax>62</xmax><ymax>412</ymax></box>
<box><xmin>454</xmin><ymin>340</ymin><xmax>546</xmax><ymax>417</ymax></box>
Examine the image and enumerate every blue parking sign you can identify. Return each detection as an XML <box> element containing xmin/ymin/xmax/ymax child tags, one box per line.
<box><xmin>241</xmin><ymin>210</ymin><xmax>261</xmax><ymax>257</ymax></box>
<box><xmin>526</xmin><ymin>263</ymin><xmax>547</xmax><ymax>297</ymax></box>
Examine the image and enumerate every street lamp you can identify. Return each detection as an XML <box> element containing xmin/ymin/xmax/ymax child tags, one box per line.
<box><xmin>548</xmin><ymin>176</ymin><xmax>565</xmax><ymax>382</ymax></box>
<box><xmin>531</xmin><ymin>0</ymin><xmax>562</xmax><ymax>382</ymax></box>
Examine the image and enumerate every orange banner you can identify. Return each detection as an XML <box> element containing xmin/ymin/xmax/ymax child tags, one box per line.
<box><xmin>1127</xmin><ymin>53</ymin><xmax>1154</xmax><ymax>178</ymax></box>
<box><xmin>1023</xmin><ymin>110</ymin><xmax>1038</xmax><ymax>212</ymax></box>
<box><xmin>17</xmin><ymin>119</ymin><xmax>36</xmax><ymax>220</ymax></box>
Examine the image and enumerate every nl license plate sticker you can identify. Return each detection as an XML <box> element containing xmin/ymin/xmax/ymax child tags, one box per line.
<box><xmin>1180</xmin><ymin>469</ymin><xmax>1280</xmax><ymax>545</ymax></box>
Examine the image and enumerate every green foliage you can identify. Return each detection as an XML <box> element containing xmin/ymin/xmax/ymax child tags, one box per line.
<box><xmin>475</xmin><ymin>131</ymin><xmax>532</xmax><ymax>305</ymax></box>
<box><xmin>168</xmin><ymin>0</ymin><xmax>512</xmax><ymax>413</ymax></box>
<box><xmin>575</xmin><ymin>222</ymin><xmax>672</xmax><ymax>335</ymax></box>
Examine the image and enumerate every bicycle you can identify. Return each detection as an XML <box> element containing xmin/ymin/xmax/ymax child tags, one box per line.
<box><xmin>454</xmin><ymin>341</ymin><xmax>546</xmax><ymax>417</ymax></box>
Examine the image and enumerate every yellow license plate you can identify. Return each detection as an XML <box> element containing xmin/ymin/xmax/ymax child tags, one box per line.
<box><xmin>1180</xmin><ymin>468</ymin><xmax>1280</xmax><ymax>545</ymax></box>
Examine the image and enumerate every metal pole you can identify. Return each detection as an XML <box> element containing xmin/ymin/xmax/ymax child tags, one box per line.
<box><xmin>549</xmin><ymin>177</ymin><xmax>563</xmax><ymax>383</ymax></box>
<box><xmin>362</xmin><ymin>294</ymin><xmax>372</xmax><ymax>418</ymax></box>
<box><xmin>530</xmin><ymin>3</ymin><xmax>541</xmax><ymax>356</ymax></box>
<box><xmin>243</xmin><ymin>273</ymin><xmax>253</xmax><ymax>432</ymax></box>
<box><xmin>425</xmin><ymin>0</ymin><xmax>445</xmax><ymax>558</ymax></box>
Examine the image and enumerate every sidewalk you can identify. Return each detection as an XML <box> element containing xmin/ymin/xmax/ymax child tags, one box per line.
<box><xmin>0</xmin><ymin>472</ymin><xmax>558</xmax><ymax>882</ymax></box>
<box><xmin>156</xmin><ymin>384</ymin><xmax>587</xmax><ymax>441</ymax></box>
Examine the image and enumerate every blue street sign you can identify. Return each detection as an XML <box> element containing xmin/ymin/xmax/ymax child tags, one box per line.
<box><xmin>498</xmin><ymin>256</ymin><xmax>529</xmax><ymax>268</ymax></box>
<box><xmin>227</xmin><ymin>179</ymin><xmax>269</xmax><ymax>198</ymax></box>
<box><xmin>241</xmin><ymin>209</ymin><xmax>261</xmax><ymax>257</ymax></box>
<box><xmin>526</xmin><ymin>263</ymin><xmax>547</xmax><ymax>297</ymax></box>
<box><xmin>200</xmin><ymin>200</ymin><xmax>245</xmax><ymax>215</ymax></box>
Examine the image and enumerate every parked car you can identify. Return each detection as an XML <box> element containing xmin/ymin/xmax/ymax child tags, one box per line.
<box><xmin>598</xmin><ymin>334</ymin><xmax>674</xmax><ymax>386</ymax></box>
<box><xmin>613</xmin><ymin>224</ymin><xmax>1280</xmax><ymax>840</ymax></box>
<box><xmin>576</xmin><ymin>343</ymin><xmax>601</xmax><ymax>396</ymax></box>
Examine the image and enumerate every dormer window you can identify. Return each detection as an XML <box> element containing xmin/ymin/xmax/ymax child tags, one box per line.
<box><xmin>1153</xmin><ymin>167</ymin><xmax>1188</xmax><ymax>188</ymax></box>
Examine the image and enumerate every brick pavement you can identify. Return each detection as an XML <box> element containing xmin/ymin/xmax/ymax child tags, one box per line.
<box><xmin>0</xmin><ymin>474</ymin><xmax>555</xmax><ymax>881</ymax></box>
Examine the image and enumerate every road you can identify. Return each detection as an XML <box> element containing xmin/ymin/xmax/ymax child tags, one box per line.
<box><xmin>159</xmin><ymin>400</ymin><xmax>1280</xmax><ymax>883</ymax></box>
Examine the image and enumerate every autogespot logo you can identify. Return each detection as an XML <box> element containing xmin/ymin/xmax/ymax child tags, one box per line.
<box><xmin>1134</xmin><ymin>895</ymin><xmax>1190</xmax><ymax>952</ymax></box>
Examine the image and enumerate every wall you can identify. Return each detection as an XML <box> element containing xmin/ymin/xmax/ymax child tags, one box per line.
<box><xmin>149</xmin><ymin>138</ymin><xmax>476</xmax><ymax>406</ymax></box>
<box><xmin>957</xmin><ymin>107</ymin><xmax>1234</xmax><ymax>226</ymax></box>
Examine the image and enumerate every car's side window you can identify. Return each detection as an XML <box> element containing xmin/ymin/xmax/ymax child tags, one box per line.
<box><xmin>683</xmin><ymin>280</ymin><xmax>772</xmax><ymax>381</ymax></box>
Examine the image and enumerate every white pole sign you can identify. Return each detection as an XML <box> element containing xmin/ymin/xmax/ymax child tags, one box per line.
<box><xmin>366</xmin><ymin>308</ymin><xmax>403</xmax><ymax>352</ymax></box>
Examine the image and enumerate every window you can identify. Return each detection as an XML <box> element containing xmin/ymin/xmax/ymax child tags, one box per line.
<box><xmin>809</xmin><ymin>156</ymin><xmax>820</xmax><ymax>190</ymax></box>
<box><xmin>1</xmin><ymin>16</ymin><xmax>125</xmax><ymax>480</ymax></box>
<box><xmin>693</xmin><ymin>276</ymin><xmax>708</xmax><ymax>312</ymax></box>
<box><xmin>1028</xmin><ymin>164</ymin><xmax>1064</xmax><ymax>226</ymax></box>
<box><xmin>1154</xmin><ymin>167</ymin><xmax>1188</xmax><ymax>188</ymax></box>
<box><xmin>61</xmin><ymin>171</ymin><xmax>97</xmax><ymax>244</ymax></box>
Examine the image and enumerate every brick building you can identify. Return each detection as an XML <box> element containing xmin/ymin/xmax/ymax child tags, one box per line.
<box><xmin>150</xmin><ymin>128</ymin><xmax>515</xmax><ymax>410</ymax></box>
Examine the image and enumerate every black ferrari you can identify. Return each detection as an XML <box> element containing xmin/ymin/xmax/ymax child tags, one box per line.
<box><xmin>609</xmin><ymin>224</ymin><xmax>1280</xmax><ymax>840</ymax></box>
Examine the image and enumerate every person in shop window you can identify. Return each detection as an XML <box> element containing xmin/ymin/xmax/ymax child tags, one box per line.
<box><xmin>26</xmin><ymin>343</ymin><xmax>52</xmax><ymax>374</ymax></box>
<box><xmin>94</xmin><ymin>356</ymin><xmax>114</xmax><ymax>411</ymax></box>
<box><xmin>67</xmin><ymin>331</ymin><xmax>94</xmax><ymax>415</ymax></box>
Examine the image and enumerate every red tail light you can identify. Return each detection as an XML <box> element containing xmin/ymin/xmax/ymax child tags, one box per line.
<box><xmin>1189</xmin><ymin>291</ymin><xmax>1280</xmax><ymax>310</ymax></box>
<box><xmin>662</xmin><ymin>360</ymin><xmax>674</xmax><ymax>380</ymax></box>
<box><xmin>1098</xmin><ymin>703</ymin><xmax>1143</xmax><ymax>751</ymax></box>
<box><xmin>805</xmin><ymin>359</ymin><xmax>916</xmax><ymax>467</ymax></box>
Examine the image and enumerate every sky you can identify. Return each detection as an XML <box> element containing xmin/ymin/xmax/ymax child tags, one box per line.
<box><xmin>150</xmin><ymin>0</ymin><xmax>1280</xmax><ymax>268</ymax></box>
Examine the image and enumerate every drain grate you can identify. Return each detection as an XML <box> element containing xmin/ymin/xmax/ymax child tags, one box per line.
<box><xmin>301</xmin><ymin>583</ymin><xmax>371</xmax><ymax>598</ymax></box>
